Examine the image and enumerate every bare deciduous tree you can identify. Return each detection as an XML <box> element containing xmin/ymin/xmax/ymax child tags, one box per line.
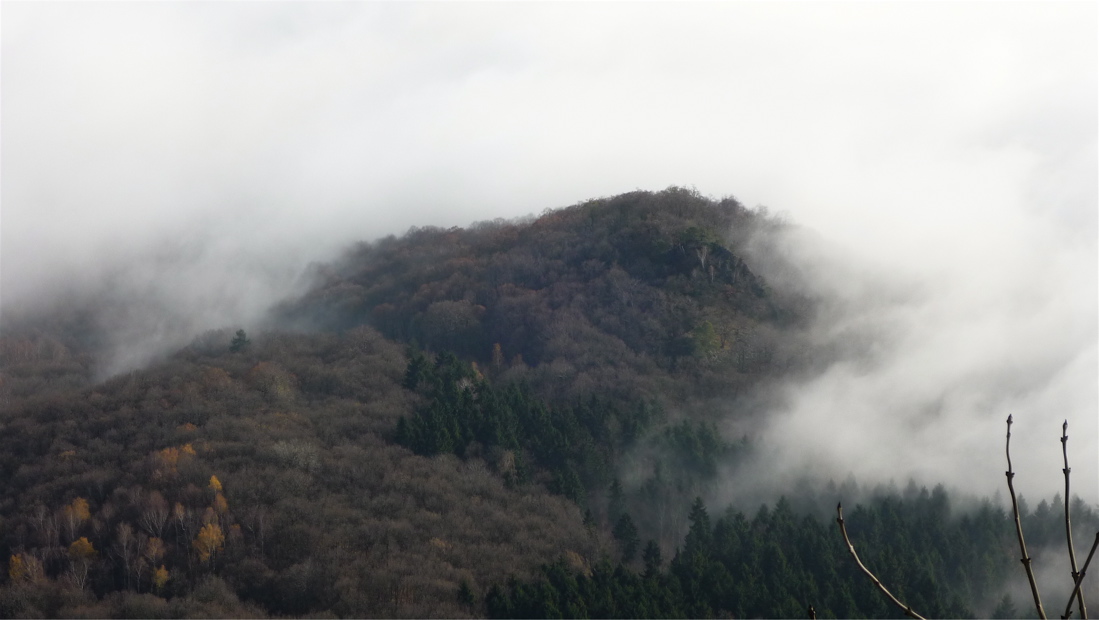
<box><xmin>1005</xmin><ymin>414</ymin><xmax>1046</xmax><ymax>618</ymax></box>
<box><xmin>835</xmin><ymin>502</ymin><xmax>926</xmax><ymax>619</ymax></box>
<box><xmin>1063</xmin><ymin>421</ymin><xmax>1087</xmax><ymax>619</ymax></box>
<box><xmin>836</xmin><ymin>416</ymin><xmax>1098</xmax><ymax>620</ymax></box>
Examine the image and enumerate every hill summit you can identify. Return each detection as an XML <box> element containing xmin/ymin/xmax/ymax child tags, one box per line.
<box><xmin>280</xmin><ymin>187</ymin><xmax>799</xmax><ymax>404</ymax></box>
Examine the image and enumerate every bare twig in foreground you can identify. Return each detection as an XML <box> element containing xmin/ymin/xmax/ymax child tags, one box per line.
<box><xmin>836</xmin><ymin>503</ymin><xmax>926</xmax><ymax>620</ymax></box>
<box><xmin>1064</xmin><ymin>533</ymin><xmax>1099</xmax><ymax>620</ymax></box>
<box><xmin>1007</xmin><ymin>414</ymin><xmax>1047</xmax><ymax>619</ymax></box>
<box><xmin>1062</xmin><ymin>420</ymin><xmax>1087</xmax><ymax>619</ymax></box>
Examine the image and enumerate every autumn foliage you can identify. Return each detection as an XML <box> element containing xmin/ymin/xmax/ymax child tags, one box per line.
<box><xmin>2</xmin><ymin>189</ymin><xmax>1091</xmax><ymax>617</ymax></box>
<box><xmin>193</xmin><ymin>524</ymin><xmax>225</xmax><ymax>563</ymax></box>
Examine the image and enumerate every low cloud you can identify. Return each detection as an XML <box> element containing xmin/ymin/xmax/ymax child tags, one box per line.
<box><xmin>2</xmin><ymin>3</ymin><xmax>1094</xmax><ymax>498</ymax></box>
<box><xmin>726</xmin><ymin>184</ymin><xmax>1097</xmax><ymax>505</ymax></box>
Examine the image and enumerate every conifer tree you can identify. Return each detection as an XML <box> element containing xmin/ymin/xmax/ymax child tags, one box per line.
<box><xmin>613</xmin><ymin>514</ymin><xmax>641</xmax><ymax>563</ymax></box>
<box><xmin>229</xmin><ymin>329</ymin><xmax>250</xmax><ymax>353</ymax></box>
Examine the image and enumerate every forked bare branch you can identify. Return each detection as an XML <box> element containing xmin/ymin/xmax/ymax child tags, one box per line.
<box><xmin>836</xmin><ymin>503</ymin><xmax>926</xmax><ymax>620</ymax></box>
<box><xmin>1064</xmin><ymin>533</ymin><xmax>1099</xmax><ymax>620</ymax></box>
<box><xmin>1007</xmin><ymin>414</ymin><xmax>1047</xmax><ymax>619</ymax></box>
<box><xmin>1061</xmin><ymin>420</ymin><xmax>1087</xmax><ymax>619</ymax></box>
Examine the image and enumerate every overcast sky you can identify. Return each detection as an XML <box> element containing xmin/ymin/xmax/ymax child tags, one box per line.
<box><xmin>2</xmin><ymin>2</ymin><xmax>1095</xmax><ymax>503</ymax></box>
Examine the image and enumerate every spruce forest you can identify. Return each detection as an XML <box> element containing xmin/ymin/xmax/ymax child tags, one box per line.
<box><xmin>1</xmin><ymin>188</ymin><xmax>1096</xmax><ymax>618</ymax></box>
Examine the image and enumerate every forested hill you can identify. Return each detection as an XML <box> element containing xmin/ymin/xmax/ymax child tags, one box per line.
<box><xmin>277</xmin><ymin>187</ymin><xmax>805</xmax><ymax>405</ymax></box>
<box><xmin>1</xmin><ymin>188</ymin><xmax>1094</xmax><ymax>618</ymax></box>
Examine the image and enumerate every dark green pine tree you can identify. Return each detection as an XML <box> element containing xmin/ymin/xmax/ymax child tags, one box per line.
<box><xmin>403</xmin><ymin>350</ymin><xmax>430</xmax><ymax>390</ymax></box>
<box><xmin>613</xmin><ymin>514</ymin><xmax>641</xmax><ymax>563</ymax></box>
<box><xmin>229</xmin><ymin>328</ymin><xmax>250</xmax><ymax>353</ymax></box>
<box><xmin>643</xmin><ymin>540</ymin><xmax>663</xmax><ymax>578</ymax></box>
<box><xmin>683</xmin><ymin>497</ymin><xmax>712</xmax><ymax>555</ymax></box>
<box><xmin>608</xmin><ymin>478</ymin><xmax>625</xmax><ymax>523</ymax></box>
<box><xmin>457</xmin><ymin>580</ymin><xmax>476</xmax><ymax>607</ymax></box>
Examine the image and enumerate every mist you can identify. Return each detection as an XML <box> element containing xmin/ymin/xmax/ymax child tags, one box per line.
<box><xmin>722</xmin><ymin>199</ymin><xmax>1098</xmax><ymax>507</ymax></box>
<box><xmin>3</xmin><ymin>3</ymin><xmax>1095</xmax><ymax>501</ymax></box>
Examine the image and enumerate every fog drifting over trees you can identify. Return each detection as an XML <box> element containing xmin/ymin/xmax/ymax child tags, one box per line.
<box><xmin>3</xmin><ymin>1</ymin><xmax>1095</xmax><ymax>508</ymax></box>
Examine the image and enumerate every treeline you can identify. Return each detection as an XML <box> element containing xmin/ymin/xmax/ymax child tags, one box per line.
<box><xmin>488</xmin><ymin>489</ymin><xmax>1099</xmax><ymax>619</ymax></box>
<box><xmin>394</xmin><ymin>351</ymin><xmax>746</xmax><ymax>517</ymax></box>
<box><xmin>351</xmin><ymin>348</ymin><xmax>1099</xmax><ymax>618</ymax></box>
<box><xmin>396</xmin><ymin>350</ymin><xmax>658</xmax><ymax>504</ymax></box>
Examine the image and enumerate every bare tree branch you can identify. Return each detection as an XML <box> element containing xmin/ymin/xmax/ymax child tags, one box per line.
<box><xmin>1064</xmin><ymin>533</ymin><xmax>1099</xmax><ymax>620</ymax></box>
<box><xmin>1007</xmin><ymin>414</ymin><xmax>1047</xmax><ymax>619</ymax></box>
<box><xmin>836</xmin><ymin>503</ymin><xmax>926</xmax><ymax>620</ymax></box>
<box><xmin>1062</xmin><ymin>420</ymin><xmax>1087</xmax><ymax>619</ymax></box>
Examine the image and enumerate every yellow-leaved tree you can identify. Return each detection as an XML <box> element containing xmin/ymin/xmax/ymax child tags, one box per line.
<box><xmin>153</xmin><ymin>565</ymin><xmax>170</xmax><ymax>592</ymax></box>
<box><xmin>8</xmin><ymin>554</ymin><xmax>26</xmax><ymax>582</ymax></box>
<box><xmin>209</xmin><ymin>474</ymin><xmax>230</xmax><ymax>517</ymax></box>
<box><xmin>153</xmin><ymin>444</ymin><xmax>196</xmax><ymax>479</ymax></box>
<box><xmin>214</xmin><ymin>493</ymin><xmax>229</xmax><ymax>515</ymax></box>
<box><xmin>62</xmin><ymin>497</ymin><xmax>90</xmax><ymax>541</ymax></box>
<box><xmin>144</xmin><ymin>537</ymin><xmax>166</xmax><ymax>565</ymax></box>
<box><xmin>141</xmin><ymin>536</ymin><xmax>166</xmax><ymax>588</ymax></box>
<box><xmin>193</xmin><ymin>523</ymin><xmax>225</xmax><ymax>564</ymax></box>
<box><xmin>8</xmin><ymin>553</ymin><xmax>44</xmax><ymax>583</ymax></box>
<box><xmin>68</xmin><ymin>537</ymin><xmax>97</xmax><ymax>590</ymax></box>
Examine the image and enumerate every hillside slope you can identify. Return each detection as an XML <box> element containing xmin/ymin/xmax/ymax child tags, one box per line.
<box><xmin>0</xmin><ymin>327</ymin><xmax>604</xmax><ymax>617</ymax></box>
<box><xmin>3</xmin><ymin>188</ymin><xmax>1090</xmax><ymax>618</ymax></box>
<box><xmin>1</xmin><ymin>188</ymin><xmax>799</xmax><ymax>617</ymax></box>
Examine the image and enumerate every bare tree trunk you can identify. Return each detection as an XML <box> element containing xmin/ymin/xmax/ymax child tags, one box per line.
<box><xmin>836</xmin><ymin>503</ymin><xmax>925</xmax><ymax>620</ymax></box>
<box><xmin>1064</xmin><ymin>533</ymin><xmax>1099</xmax><ymax>620</ymax></box>
<box><xmin>1007</xmin><ymin>415</ymin><xmax>1047</xmax><ymax>619</ymax></box>
<box><xmin>1062</xmin><ymin>421</ymin><xmax>1087</xmax><ymax>619</ymax></box>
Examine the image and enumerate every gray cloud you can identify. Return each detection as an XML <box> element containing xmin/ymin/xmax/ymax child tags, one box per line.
<box><xmin>729</xmin><ymin>214</ymin><xmax>1097</xmax><ymax>506</ymax></box>
<box><xmin>2</xmin><ymin>3</ymin><xmax>1095</xmax><ymax>499</ymax></box>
